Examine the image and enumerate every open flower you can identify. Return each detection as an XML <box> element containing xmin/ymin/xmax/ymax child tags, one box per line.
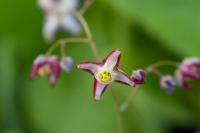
<box><xmin>38</xmin><ymin>0</ymin><xmax>81</xmax><ymax>42</ymax></box>
<box><xmin>131</xmin><ymin>69</ymin><xmax>145</xmax><ymax>84</ymax></box>
<box><xmin>30</xmin><ymin>55</ymin><xmax>61</xmax><ymax>86</ymax></box>
<box><xmin>175</xmin><ymin>57</ymin><xmax>200</xmax><ymax>89</ymax></box>
<box><xmin>160</xmin><ymin>75</ymin><xmax>176</xmax><ymax>94</ymax></box>
<box><xmin>77</xmin><ymin>50</ymin><xmax>136</xmax><ymax>101</ymax></box>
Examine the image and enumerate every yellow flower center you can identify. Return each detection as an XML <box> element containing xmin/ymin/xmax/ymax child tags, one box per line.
<box><xmin>38</xmin><ymin>66</ymin><xmax>51</xmax><ymax>76</ymax></box>
<box><xmin>98</xmin><ymin>71</ymin><xmax>112</xmax><ymax>84</ymax></box>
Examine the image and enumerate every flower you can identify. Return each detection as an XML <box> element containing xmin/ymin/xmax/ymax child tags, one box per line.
<box><xmin>77</xmin><ymin>50</ymin><xmax>136</xmax><ymax>101</ymax></box>
<box><xmin>175</xmin><ymin>57</ymin><xmax>200</xmax><ymax>89</ymax></box>
<box><xmin>160</xmin><ymin>75</ymin><xmax>176</xmax><ymax>94</ymax></box>
<box><xmin>60</xmin><ymin>56</ymin><xmax>73</xmax><ymax>72</ymax></box>
<box><xmin>30</xmin><ymin>55</ymin><xmax>61</xmax><ymax>86</ymax></box>
<box><xmin>131</xmin><ymin>69</ymin><xmax>145</xmax><ymax>84</ymax></box>
<box><xmin>38</xmin><ymin>0</ymin><xmax>81</xmax><ymax>42</ymax></box>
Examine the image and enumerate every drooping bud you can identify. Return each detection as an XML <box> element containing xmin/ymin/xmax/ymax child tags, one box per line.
<box><xmin>60</xmin><ymin>56</ymin><xmax>73</xmax><ymax>72</ymax></box>
<box><xmin>131</xmin><ymin>69</ymin><xmax>145</xmax><ymax>84</ymax></box>
<box><xmin>160</xmin><ymin>75</ymin><xmax>176</xmax><ymax>94</ymax></box>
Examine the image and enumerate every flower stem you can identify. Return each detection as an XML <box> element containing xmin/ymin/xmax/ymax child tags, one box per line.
<box><xmin>45</xmin><ymin>37</ymin><xmax>89</xmax><ymax>55</ymax></box>
<box><xmin>148</xmin><ymin>61</ymin><xmax>179</xmax><ymax>69</ymax></box>
<box><xmin>79</xmin><ymin>0</ymin><xmax>95</xmax><ymax>15</ymax></box>
<box><xmin>75</xmin><ymin>12</ymin><xmax>100</xmax><ymax>62</ymax></box>
<box><xmin>110</xmin><ymin>89</ymin><xmax>123</xmax><ymax>133</ymax></box>
<box><xmin>120</xmin><ymin>87</ymin><xmax>138</xmax><ymax>112</ymax></box>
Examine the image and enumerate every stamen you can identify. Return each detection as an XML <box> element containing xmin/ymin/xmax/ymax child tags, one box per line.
<box><xmin>97</xmin><ymin>70</ymin><xmax>112</xmax><ymax>84</ymax></box>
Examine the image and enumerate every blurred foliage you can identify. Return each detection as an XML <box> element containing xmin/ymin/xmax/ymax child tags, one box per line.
<box><xmin>0</xmin><ymin>0</ymin><xmax>200</xmax><ymax>133</ymax></box>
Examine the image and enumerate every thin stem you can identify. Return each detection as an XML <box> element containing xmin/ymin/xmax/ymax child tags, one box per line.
<box><xmin>45</xmin><ymin>43</ymin><xmax>60</xmax><ymax>56</ymax></box>
<box><xmin>110</xmin><ymin>89</ymin><xmax>123</xmax><ymax>133</ymax></box>
<box><xmin>75</xmin><ymin>12</ymin><xmax>100</xmax><ymax>62</ymax></box>
<box><xmin>119</xmin><ymin>64</ymin><xmax>133</xmax><ymax>72</ymax></box>
<box><xmin>120</xmin><ymin>87</ymin><xmax>138</xmax><ymax>112</ymax></box>
<box><xmin>148</xmin><ymin>61</ymin><xmax>179</xmax><ymax>68</ymax></box>
<box><xmin>60</xmin><ymin>41</ymin><xmax>66</xmax><ymax>57</ymax></box>
<box><xmin>45</xmin><ymin>37</ymin><xmax>89</xmax><ymax>55</ymax></box>
<box><xmin>79</xmin><ymin>0</ymin><xmax>95</xmax><ymax>15</ymax></box>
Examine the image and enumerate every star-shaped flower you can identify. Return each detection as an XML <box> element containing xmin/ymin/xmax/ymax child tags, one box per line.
<box><xmin>38</xmin><ymin>0</ymin><xmax>81</xmax><ymax>42</ymax></box>
<box><xmin>175</xmin><ymin>57</ymin><xmax>200</xmax><ymax>89</ymax></box>
<box><xmin>30</xmin><ymin>55</ymin><xmax>61</xmax><ymax>86</ymax></box>
<box><xmin>77</xmin><ymin>50</ymin><xmax>136</xmax><ymax>101</ymax></box>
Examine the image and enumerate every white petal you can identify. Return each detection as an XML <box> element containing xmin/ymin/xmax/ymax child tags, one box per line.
<box><xmin>115</xmin><ymin>70</ymin><xmax>135</xmax><ymax>87</ymax></box>
<box><xmin>60</xmin><ymin>15</ymin><xmax>81</xmax><ymax>34</ymax></box>
<box><xmin>43</xmin><ymin>14</ymin><xmax>59</xmax><ymax>42</ymax></box>
<box><xmin>94</xmin><ymin>80</ymin><xmax>108</xmax><ymax>101</ymax></box>
<box><xmin>77</xmin><ymin>62</ymin><xmax>99</xmax><ymax>74</ymax></box>
<box><xmin>57</xmin><ymin>0</ymin><xmax>78</xmax><ymax>13</ymax></box>
<box><xmin>38</xmin><ymin>0</ymin><xmax>54</xmax><ymax>12</ymax></box>
<box><xmin>103</xmin><ymin>50</ymin><xmax>121</xmax><ymax>70</ymax></box>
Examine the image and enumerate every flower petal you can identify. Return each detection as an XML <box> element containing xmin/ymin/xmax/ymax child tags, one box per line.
<box><xmin>93</xmin><ymin>79</ymin><xmax>108</xmax><ymax>101</ymax></box>
<box><xmin>77</xmin><ymin>62</ymin><xmax>99</xmax><ymax>75</ymax></box>
<box><xmin>48</xmin><ymin>56</ymin><xmax>61</xmax><ymax>86</ymax></box>
<box><xmin>60</xmin><ymin>15</ymin><xmax>81</xmax><ymax>34</ymax></box>
<box><xmin>29</xmin><ymin>55</ymin><xmax>47</xmax><ymax>80</ymax></box>
<box><xmin>115</xmin><ymin>70</ymin><xmax>135</xmax><ymax>87</ymax></box>
<box><xmin>182</xmin><ymin>68</ymin><xmax>200</xmax><ymax>80</ymax></box>
<box><xmin>43</xmin><ymin>14</ymin><xmax>59</xmax><ymax>42</ymax></box>
<box><xmin>102</xmin><ymin>50</ymin><xmax>121</xmax><ymax>70</ymax></box>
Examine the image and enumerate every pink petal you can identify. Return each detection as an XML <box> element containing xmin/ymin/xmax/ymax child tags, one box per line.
<box><xmin>93</xmin><ymin>79</ymin><xmax>108</xmax><ymax>101</ymax></box>
<box><xmin>29</xmin><ymin>55</ymin><xmax>47</xmax><ymax>80</ymax></box>
<box><xmin>48</xmin><ymin>56</ymin><xmax>61</xmax><ymax>86</ymax></box>
<box><xmin>115</xmin><ymin>70</ymin><xmax>135</xmax><ymax>87</ymax></box>
<box><xmin>182</xmin><ymin>68</ymin><xmax>200</xmax><ymax>80</ymax></box>
<box><xmin>102</xmin><ymin>49</ymin><xmax>121</xmax><ymax>69</ymax></box>
<box><xmin>77</xmin><ymin>62</ymin><xmax>99</xmax><ymax>75</ymax></box>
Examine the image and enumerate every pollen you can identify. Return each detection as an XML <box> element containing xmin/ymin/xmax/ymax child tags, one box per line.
<box><xmin>98</xmin><ymin>71</ymin><xmax>112</xmax><ymax>84</ymax></box>
<box><xmin>38</xmin><ymin>66</ymin><xmax>51</xmax><ymax>76</ymax></box>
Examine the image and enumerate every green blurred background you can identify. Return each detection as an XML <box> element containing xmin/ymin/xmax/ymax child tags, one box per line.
<box><xmin>0</xmin><ymin>0</ymin><xmax>200</xmax><ymax>133</ymax></box>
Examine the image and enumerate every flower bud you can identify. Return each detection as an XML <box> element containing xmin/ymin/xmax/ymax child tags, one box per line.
<box><xmin>160</xmin><ymin>75</ymin><xmax>176</xmax><ymax>94</ymax></box>
<box><xmin>60</xmin><ymin>56</ymin><xmax>73</xmax><ymax>72</ymax></box>
<box><xmin>131</xmin><ymin>69</ymin><xmax>145</xmax><ymax>84</ymax></box>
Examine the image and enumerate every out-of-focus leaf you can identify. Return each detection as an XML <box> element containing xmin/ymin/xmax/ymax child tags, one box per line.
<box><xmin>102</xmin><ymin>0</ymin><xmax>200</xmax><ymax>56</ymax></box>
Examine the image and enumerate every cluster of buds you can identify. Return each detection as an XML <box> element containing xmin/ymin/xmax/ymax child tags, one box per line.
<box><xmin>30</xmin><ymin>55</ymin><xmax>73</xmax><ymax>86</ymax></box>
<box><xmin>159</xmin><ymin>57</ymin><xmax>200</xmax><ymax>93</ymax></box>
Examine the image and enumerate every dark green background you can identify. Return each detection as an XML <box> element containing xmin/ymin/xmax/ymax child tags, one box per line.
<box><xmin>0</xmin><ymin>0</ymin><xmax>200</xmax><ymax>133</ymax></box>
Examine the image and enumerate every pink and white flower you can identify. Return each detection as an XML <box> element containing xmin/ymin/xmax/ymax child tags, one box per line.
<box><xmin>175</xmin><ymin>57</ymin><xmax>200</xmax><ymax>89</ymax></box>
<box><xmin>77</xmin><ymin>50</ymin><xmax>136</xmax><ymax>101</ymax></box>
<box><xmin>30</xmin><ymin>55</ymin><xmax>61</xmax><ymax>86</ymax></box>
<box><xmin>38</xmin><ymin>0</ymin><xmax>81</xmax><ymax>42</ymax></box>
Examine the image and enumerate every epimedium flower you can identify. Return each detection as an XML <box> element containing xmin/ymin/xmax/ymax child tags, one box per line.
<box><xmin>160</xmin><ymin>75</ymin><xmax>176</xmax><ymax>94</ymax></box>
<box><xmin>175</xmin><ymin>57</ymin><xmax>200</xmax><ymax>89</ymax></box>
<box><xmin>77</xmin><ymin>49</ymin><xmax>136</xmax><ymax>101</ymax></box>
<box><xmin>30</xmin><ymin>55</ymin><xmax>61</xmax><ymax>86</ymax></box>
<box><xmin>131</xmin><ymin>69</ymin><xmax>145</xmax><ymax>84</ymax></box>
<box><xmin>38</xmin><ymin>0</ymin><xmax>81</xmax><ymax>42</ymax></box>
<box><xmin>60</xmin><ymin>56</ymin><xmax>73</xmax><ymax>72</ymax></box>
